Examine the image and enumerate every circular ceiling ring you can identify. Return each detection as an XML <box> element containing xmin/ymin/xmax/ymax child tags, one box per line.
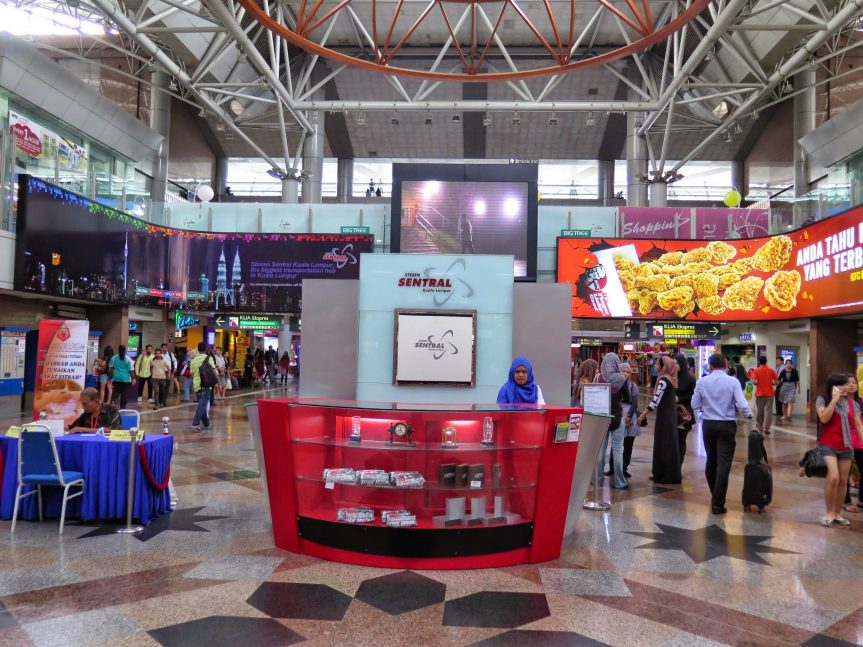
<box><xmin>234</xmin><ymin>0</ymin><xmax>714</xmax><ymax>82</ymax></box>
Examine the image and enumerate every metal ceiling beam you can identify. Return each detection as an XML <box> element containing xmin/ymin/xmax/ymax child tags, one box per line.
<box><xmin>88</xmin><ymin>0</ymin><xmax>286</xmax><ymax>171</ymax></box>
<box><xmin>670</xmin><ymin>0</ymin><xmax>863</xmax><ymax>175</ymax></box>
<box><xmin>203</xmin><ymin>0</ymin><xmax>313</xmax><ymax>132</ymax></box>
<box><xmin>292</xmin><ymin>100</ymin><xmax>657</xmax><ymax>110</ymax></box>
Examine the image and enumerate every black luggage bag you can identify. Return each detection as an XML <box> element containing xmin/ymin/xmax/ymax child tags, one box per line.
<box><xmin>743</xmin><ymin>423</ymin><xmax>772</xmax><ymax>513</ymax></box>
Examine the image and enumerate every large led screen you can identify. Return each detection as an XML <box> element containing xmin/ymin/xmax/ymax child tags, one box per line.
<box><xmin>391</xmin><ymin>164</ymin><xmax>538</xmax><ymax>280</ymax></box>
<box><xmin>557</xmin><ymin>206</ymin><xmax>863</xmax><ymax>320</ymax></box>
<box><xmin>15</xmin><ymin>176</ymin><xmax>373</xmax><ymax>312</ymax></box>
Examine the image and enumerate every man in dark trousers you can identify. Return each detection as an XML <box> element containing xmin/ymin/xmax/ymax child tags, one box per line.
<box><xmin>774</xmin><ymin>356</ymin><xmax>784</xmax><ymax>416</ymax></box>
<box><xmin>692</xmin><ymin>354</ymin><xmax>753</xmax><ymax>514</ymax></box>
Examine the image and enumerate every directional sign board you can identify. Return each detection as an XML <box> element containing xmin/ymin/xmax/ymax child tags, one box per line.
<box><xmin>649</xmin><ymin>323</ymin><xmax>721</xmax><ymax>340</ymax></box>
<box><xmin>560</xmin><ymin>229</ymin><xmax>592</xmax><ymax>238</ymax></box>
<box><xmin>340</xmin><ymin>226</ymin><xmax>370</xmax><ymax>234</ymax></box>
<box><xmin>215</xmin><ymin>314</ymin><xmax>283</xmax><ymax>330</ymax></box>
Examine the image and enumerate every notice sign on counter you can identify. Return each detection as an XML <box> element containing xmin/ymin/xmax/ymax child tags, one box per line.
<box><xmin>33</xmin><ymin>319</ymin><xmax>89</xmax><ymax>426</ymax></box>
<box><xmin>581</xmin><ymin>383</ymin><xmax>611</xmax><ymax>416</ymax></box>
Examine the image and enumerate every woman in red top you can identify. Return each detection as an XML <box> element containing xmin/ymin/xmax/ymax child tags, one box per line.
<box><xmin>816</xmin><ymin>373</ymin><xmax>863</xmax><ymax>526</ymax></box>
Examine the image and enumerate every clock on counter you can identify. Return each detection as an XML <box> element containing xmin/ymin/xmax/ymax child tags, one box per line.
<box><xmin>387</xmin><ymin>421</ymin><xmax>416</xmax><ymax>446</ymax></box>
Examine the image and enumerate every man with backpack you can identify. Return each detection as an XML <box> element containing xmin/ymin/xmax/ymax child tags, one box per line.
<box><xmin>190</xmin><ymin>341</ymin><xmax>218</xmax><ymax>431</ymax></box>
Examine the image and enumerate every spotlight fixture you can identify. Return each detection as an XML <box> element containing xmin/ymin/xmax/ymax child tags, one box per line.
<box><xmin>198</xmin><ymin>107</ymin><xmax>207</xmax><ymax>118</ymax></box>
<box><xmin>733</xmin><ymin>122</ymin><xmax>743</xmax><ymax>135</ymax></box>
<box><xmin>723</xmin><ymin>130</ymin><xmax>732</xmax><ymax>143</ymax></box>
<box><xmin>356</xmin><ymin>110</ymin><xmax>366</xmax><ymax>126</ymax></box>
<box><xmin>482</xmin><ymin>113</ymin><xmax>492</xmax><ymax>127</ymax></box>
<box><xmin>511</xmin><ymin>111</ymin><xmax>520</xmax><ymax>125</ymax></box>
<box><xmin>585</xmin><ymin>111</ymin><xmax>596</xmax><ymax>126</ymax></box>
<box><xmin>229</xmin><ymin>99</ymin><xmax>244</xmax><ymax>116</ymax></box>
<box><xmin>391</xmin><ymin>110</ymin><xmax>399</xmax><ymax>125</ymax></box>
<box><xmin>781</xmin><ymin>79</ymin><xmax>793</xmax><ymax>95</ymax></box>
<box><xmin>451</xmin><ymin>112</ymin><xmax>461</xmax><ymax>124</ymax></box>
<box><xmin>66</xmin><ymin>0</ymin><xmax>80</xmax><ymax>8</ymax></box>
<box><xmin>548</xmin><ymin>111</ymin><xmax>558</xmax><ymax>126</ymax></box>
<box><xmin>424</xmin><ymin>111</ymin><xmax>432</xmax><ymax>125</ymax></box>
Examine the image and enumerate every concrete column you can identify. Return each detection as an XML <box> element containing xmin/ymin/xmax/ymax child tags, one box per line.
<box><xmin>731</xmin><ymin>160</ymin><xmax>746</xmax><ymax>197</ymax></box>
<box><xmin>625</xmin><ymin>87</ymin><xmax>648</xmax><ymax>207</ymax></box>
<box><xmin>215</xmin><ymin>156</ymin><xmax>229</xmax><ymax>198</ymax></box>
<box><xmin>794</xmin><ymin>67</ymin><xmax>816</xmax><ymax>198</ymax></box>
<box><xmin>278</xmin><ymin>328</ymin><xmax>293</xmax><ymax>358</ymax></box>
<box><xmin>149</xmin><ymin>70</ymin><xmax>171</xmax><ymax>207</ymax></box>
<box><xmin>598</xmin><ymin>160</ymin><xmax>615</xmax><ymax>205</ymax></box>
<box><xmin>301</xmin><ymin>111</ymin><xmax>324</xmax><ymax>203</ymax></box>
<box><xmin>282</xmin><ymin>177</ymin><xmax>299</xmax><ymax>203</ymax></box>
<box><xmin>649</xmin><ymin>180</ymin><xmax>668</xmax><ymax>207</ymax></box>
<box><xmin>336</xmin><ymin>158</ymin><xmax>354</xmax><ymax>203</ymax></box>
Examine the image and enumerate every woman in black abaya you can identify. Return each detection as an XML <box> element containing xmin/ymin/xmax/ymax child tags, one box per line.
<box><xmin>674</xmin><ymin>353</ymin><xmax>696</xmax><ymax>468</ymax></box>
<box><xmin>638</xmin><ymin>355</ymin><xmax>681</xmax><ymax>484</ymax></box>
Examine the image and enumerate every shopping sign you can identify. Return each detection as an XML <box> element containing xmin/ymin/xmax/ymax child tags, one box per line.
<box><xmin>557</xmin><ymin>206</ymin><xmax>863</xmax><ymax>320</ymax></box>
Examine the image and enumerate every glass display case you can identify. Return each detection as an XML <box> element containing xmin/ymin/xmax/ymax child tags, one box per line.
<box><xmin>258</xmin><ymin>399</ymin><xmax>583</xmax><ymax>569</ymax></box>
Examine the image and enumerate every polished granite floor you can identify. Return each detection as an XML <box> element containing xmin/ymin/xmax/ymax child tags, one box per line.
<box><xmin>1</xmin><ymin>385</ymin><xmax>862</xmax><ymax>647</ymax></box>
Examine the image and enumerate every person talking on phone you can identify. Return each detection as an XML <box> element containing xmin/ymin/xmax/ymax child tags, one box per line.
<box><xmin>815</xmin><ymin>373</ymin><xmax>863</xmax><ymax>527</ymax></box>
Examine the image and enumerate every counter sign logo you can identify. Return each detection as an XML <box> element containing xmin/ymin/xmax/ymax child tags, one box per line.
<box><xmin>415</xmin><ymin>330</ymin><xmax>458</xmax><ymax>360</ymax></box>
<box><xmin>322</xmin><ymin>244</ymin><xmax>357</xmax><ymax>269</ymax></box>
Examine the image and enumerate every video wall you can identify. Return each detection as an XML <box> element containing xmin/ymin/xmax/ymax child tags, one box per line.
<box><xmin>557</xmin><ymin>206</ymin><xmax>863</xmax><ymax>320</ymax></box>
<box><xmin>390</xmin><ymin>163</ymin><xmax>538</xmax><ymax>280</ymax></box>
<box><xmin>15</xmin><ymin>176</ymin><xmax>373</xmax><ymax>312</ymax></box>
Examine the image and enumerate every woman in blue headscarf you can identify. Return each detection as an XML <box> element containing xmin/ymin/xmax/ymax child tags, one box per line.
<box><xmin>497</xmin><ymin>357</ymin><xmax>546</xmax><ymax>405</ymax></box>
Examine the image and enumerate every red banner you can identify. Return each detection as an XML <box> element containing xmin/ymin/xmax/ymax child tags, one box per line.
<box><xmin>33</xmin><ymin>319</ymin><xmax>90</xmax><ymax>424</ymax></box>
<box><xmin>558</xmin><ymin>206</ymin><xmax>863</xmax><ymax>320</ymax></box>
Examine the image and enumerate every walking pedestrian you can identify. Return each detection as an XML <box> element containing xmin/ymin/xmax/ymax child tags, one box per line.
<box><xmin>108</xmin><ymin>345</ymin><xmax>135</xmax><ymax>409</ymax></box>
<box><xmin>691</xmin><ymin>354</ymin><xmax>752</xmax><ymax>514</ymax></box>
<box><xmin>638</xmin><ymin>355</ymin><xmax>681</xmax><ymax>485</ymax></box>
<box><xmin>778</xmin><ymin>359</ymin><xmax>800</xmax><ymax>423</ymax></box>
<box><xmin>190</xmin><ymin>342</ymin><xmax>216</xmax><ymax>431</ymax></box>
<box><xmin>752</xmin><ymin>356</ymin><xmax>778</xmax><ymax>435</ymax></box>
<box><xmin>150</xmin><ymin>348</ymin><xmax>169</xmax><ymax>410</ymax></box>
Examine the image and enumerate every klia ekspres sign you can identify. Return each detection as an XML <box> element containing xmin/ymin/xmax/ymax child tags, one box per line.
<box><xmin>557</xmin><ymin>206</ymin><xmax>863</xmax><ymax>320</ymax></box>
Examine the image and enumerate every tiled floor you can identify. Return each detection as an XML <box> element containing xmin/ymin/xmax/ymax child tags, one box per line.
<box><xmin>1</xmin><ymin>385</ymin><xmax>863</xmax><ymax>647</ymax></box>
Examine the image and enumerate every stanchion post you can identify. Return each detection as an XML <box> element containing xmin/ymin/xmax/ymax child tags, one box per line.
<box><xmin>116</xmin><ymin>427</ymin><xmax>144</xmax><ymax>534</ymax></box>
<box><xmin>582</xmin><ymin>427</ymin><xmax>611</xmax><ymax>511</ymax></box>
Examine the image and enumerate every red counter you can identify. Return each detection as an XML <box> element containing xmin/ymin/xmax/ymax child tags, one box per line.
<box><xmin>257</xmin><ymin>398</ymin><xmax>582</xmax><ymax>569</ymax></box>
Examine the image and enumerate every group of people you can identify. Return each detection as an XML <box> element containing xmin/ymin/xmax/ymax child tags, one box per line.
<box><xmin>497</xmin><ymin>352</ymin><xmax>863</xmax><ymax>523</ymax></box>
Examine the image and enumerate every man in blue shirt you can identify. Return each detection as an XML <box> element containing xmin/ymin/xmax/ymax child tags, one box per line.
<box><xmin>692</xmin><ymin>353</ymin><xmax>753</xmax><ymax>514</ymax></box>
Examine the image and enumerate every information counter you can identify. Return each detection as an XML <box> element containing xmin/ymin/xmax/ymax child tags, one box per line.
<box><xmin>257</xmin><ymin>398</ymin><xmax>584</xmax><ymax>569</ymax></box>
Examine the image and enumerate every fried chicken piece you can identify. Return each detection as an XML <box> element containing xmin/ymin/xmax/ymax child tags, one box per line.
<box><xmin>753</xmin><ymin>235</ymin><xmax>792</xmax><ymax>272</ymax></box>
<box><xmin>692</xmin><ymin>273</ymin><xmax>720</xmax><ymax>298</ymax></box>
<box><xmin>764</xmin><ymin>270</ymin><xmax>802</xmax><ymax>311</ymax></box>
<box><xmin>657</xmin><ymin>286</ymin><xmax>694</xmax><ymax>311</ymax></box>
<box><xmin>732</xmin><ymin>257</ymin><xmax>755</xmax><ymax>274</ymax></box>
<box><xmin>697</xmin><ymin>295</ymin><xmax>726</xmax><ymax>315</ymax></box>
<box><xmin>658</xmin><ymin>251</ymin><xmax>684</xmax><ymax>266</ymax></box>
<box><xmin>672</xmin><ymin>300</ymin><xmax>696</xmax><ymax>318</ymax></box>
<box><xmin>662</xmin><ymin>265</ymin><xmax>687</xmax><ymax>277</ymax></box>
<box><xmin>709</xmin><ymin>264</ymin><xmax>737</xmax><ymax>276</ymax></box>
<box><xmin>635</xmin><ymin>274</ymin><xmax>671</xmax><ymax>292</ymax></box>
<box><xmin>717</xmin><ymin>272</ymin><xmax>742</xmax><ymax>290</ymax></box>
<box><xmin>683</xmin><ymin>262</ymin><xmax>712</xmax><ymax>274</ymax></box>
<box><xmin>670</xmin><ymin>274</ymin><xmax>696</xmax><ymax>289</ymax></box>
<box><xmin>614</xmin><ymin>255</ymin><xmax>636</xmax><ymax>273</ymax></box>
<box><xmin>721</xmin><ymin>276</ymin><xmax>764</xmax><ymax>310</ymax></box>
<box><xmin>619</xmin><ymin>270</ymin><xmax>634</xmax><ymax>292</ymax></box>
<box><xmin>626</xmin><ymin>288</ymin><xmax>641</xmax><ymax>311</ymax></box>
<box><xmin>633</xmin><ymin>262</ymin><xmax>658</xmax><ymax>277</ymax></box>
<box><xmin>681</xmin><ymin>248</ymin><xmax>712</xmax><ymax>264</ymax></box>
<box><xmin>707</xmin><ymin>241</ymin><xmax>737</xmax><ymax>264</ymax></box>
<box><xmin>638</xmin><ymin>290</ymin><xmax>659</xmax><ymax>316</ymax></box>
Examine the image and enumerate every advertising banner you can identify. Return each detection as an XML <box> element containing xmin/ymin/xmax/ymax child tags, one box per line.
<box><xmin>32</xmin><ymin>319</ymin><xmax>90</xmax><ymax>425</ymax></box>
<box><xmin>618</xmin><ymin>207</ymin><xmax>688</xmax><ymax>239</ymax></box>
<box><xmin>10</xmin><ymin>112</ymin><xmax>88</xmax><ymax>174</ymax></box>
<box><xmin>620</xmin><ymin>206</ymin><xmax>770</xmax><ymax>240</ymax></box>
<box><xmin>558</xmin><ymin>206</ymin><xmax>863</xmax><ymax>320</ymax></box>
<box><xmin>693</xmin><ymin>208</ymin><xmax>770</xmax><ymax>240</ymax></box>
<box><xmin>15</xmin><ymin>176</ymin><xmax>373</xmax><ymax>312</ymax></box>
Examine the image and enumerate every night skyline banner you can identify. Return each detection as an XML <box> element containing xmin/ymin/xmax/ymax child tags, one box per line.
<box><xmin>15</xmin><ymin>176</ymin><xmax>373</xmax><ymax>312</ymax></box>
<box><xmin>557</xmin><ymin>205</ymin><xmax>863</xmax><ymax>321</ymax></box>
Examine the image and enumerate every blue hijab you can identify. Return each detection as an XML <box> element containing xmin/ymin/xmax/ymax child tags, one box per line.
<box><xmin>497</xmin><ymin>357</ymin><xmax>539</xmax><ymax>404</ymax></box>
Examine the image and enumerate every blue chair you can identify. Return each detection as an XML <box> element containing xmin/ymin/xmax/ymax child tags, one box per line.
<box><xmin>11</xmin><ymin>424</ymin><xmax>84</xmax><ymax>535</ymax></box>
<box><xmin>119</xmin><ymin>409</ymin><xmax>140</xmax><ymax>431</ymax></box>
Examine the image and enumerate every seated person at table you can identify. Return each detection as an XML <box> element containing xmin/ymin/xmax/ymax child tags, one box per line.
<box><xmin>497</xmin><ymin>357</ymin><xmax>546</xmax><ymax>406</ymax></box>
<box><xmin>66</xmin><ymin>388</ymin><xmax>122</xmax><ymax>433</ymax></box>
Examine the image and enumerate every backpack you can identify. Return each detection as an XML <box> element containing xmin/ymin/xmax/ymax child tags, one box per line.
<box><xmin>198</xmin><ymin>357</ymin><xmax>219</xmax><ymax>389</ymax></box>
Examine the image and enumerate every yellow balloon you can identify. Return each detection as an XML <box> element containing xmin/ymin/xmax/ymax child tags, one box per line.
<box><xmin>724</xmin><ymin>189</ymin><xmax>742</xmax><ymax>207</ymax></box>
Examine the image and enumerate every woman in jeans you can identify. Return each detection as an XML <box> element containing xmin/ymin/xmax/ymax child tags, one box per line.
<box><xmin>816</xmin><ymin>373</ymin><xmax>863</xmax><ymax>526</ymax></box>
<box><xmin>843</xmin><ymin>376</ymin><xmax>863</xmax><ymax>514</ymax></box>
<box><xmin>108</xmin><ymin>345</ymin><xmax>135</xmax><ymax>409</ymax></box>
<box><xmin>596</xmin><ymin>352</ymin><xmax>631</xmax><ymax>490</ymax></box>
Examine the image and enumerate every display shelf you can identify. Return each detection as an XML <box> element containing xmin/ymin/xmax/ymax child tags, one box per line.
<box><xmin>298</xmin><ymin>507</ymin><xmax>530</xmax><ymax>531</ymax></box>
<box><xmin>293</xmin><ymin>437</ymin><xmax>542</xmax><ymax>451</ymax></box>
<box><xmin>298</xmin><ymin>475</ymin><xmax>536</xmax><ymax>492</ymax></box>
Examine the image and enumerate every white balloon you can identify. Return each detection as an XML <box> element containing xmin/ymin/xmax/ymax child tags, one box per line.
<box><xmin>196</xmin><ymin>185</ymin><xmax>214</xmax><ymax>202</ymax></box>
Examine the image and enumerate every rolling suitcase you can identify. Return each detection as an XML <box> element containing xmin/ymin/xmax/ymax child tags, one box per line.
<box><xmin>743</xmin><ymin>422</ymin><xmax>772</xmax><ymax>513</ymax></box>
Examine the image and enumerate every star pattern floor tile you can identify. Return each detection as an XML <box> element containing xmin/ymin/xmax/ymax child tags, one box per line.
<box><xmin>625</xmin><ymin>523</ymin><xmax>798</xmax><ymax>564</ymax></box>
<box><xmin>75</xmin><ymin>507</ymin><xmax>229</xmax><ymax>542</ymax></box>
<box><xmin>354</xmin><ymin>570</ymin><xmax>446</xmax><ymax>615</ymax></box>
<box><xmin>443</xmin><ymin>592</ymin><xmax>551</xmax><ymax>628</ymax></box>
<box><xmin>467</xmin><ymin>629</ymin><xmax>611</xmax><ymax>646</ymax></box>
<box><xmin>0</xmin><ymin>601</ymin><xmax>17</xmax><ymax>629</ymax></box>
<box><xmin>798</xmin><ymin>635</ymin><xmax>863</xmax><ymax>647</ymax></box>
<box><xmin>148</xmin><ymin>615</ymin><xmax>305</xmax><ymax>647</ymax></box>
<box><xmin>246</xmin><ymin>582</ymin><xmax>353</xmax><ymax>620</ymax></box>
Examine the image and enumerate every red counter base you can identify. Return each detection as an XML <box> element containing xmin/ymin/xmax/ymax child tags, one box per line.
<box><xmin>257</xmin><ymin>398</ymin><xmax>581</xmax><ymax>570</ymax></box>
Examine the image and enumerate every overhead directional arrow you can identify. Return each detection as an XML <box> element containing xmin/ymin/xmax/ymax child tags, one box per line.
<box><xmin>215</xmin><ymin>316</ymin><xmax>225</xmax><ymax>327</ymax></box>
<box><xmin>709</xmin><ymin>326</ymin><xmax>720</xmax><ymax>337</ymax></box>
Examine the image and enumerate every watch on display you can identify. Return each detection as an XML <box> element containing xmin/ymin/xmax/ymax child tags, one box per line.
<box><xmin>387</xmin><ymin>421</ymin><xmax>415</xmax><ymax>446</ymax></box>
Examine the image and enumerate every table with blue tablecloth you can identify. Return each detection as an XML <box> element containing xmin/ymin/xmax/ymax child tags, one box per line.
<box><xmin>0</xmin><ymin>433</ymin><xmax>173</xmax><ymax>526</ymax></box>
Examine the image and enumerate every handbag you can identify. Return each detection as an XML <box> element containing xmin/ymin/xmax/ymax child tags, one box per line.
<box><xmin>676</xmin><ymin>403</ymin><xmax>692</xmax><ymax>426</ymax></box>
<box><xmin>798</xmin><ymin>447</ymin><xmax>827</xmax><ymax>478</ymax></box>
